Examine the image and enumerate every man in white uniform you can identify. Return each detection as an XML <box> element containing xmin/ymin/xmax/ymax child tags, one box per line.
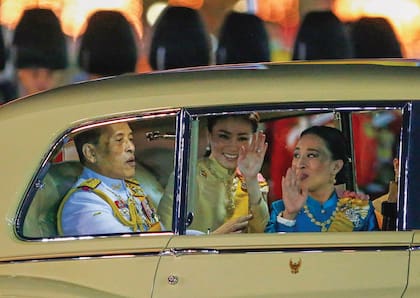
<box><xmin>57</xmin><ymin>122</ymin><xmax>161</xmax><ymax>236</ymax></box>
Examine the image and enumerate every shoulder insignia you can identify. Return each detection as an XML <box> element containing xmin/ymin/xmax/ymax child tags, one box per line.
<box><xmin>78</xmin><ymin>178</ymin><xmax>101</xmax><ymax>190</ymax></box>
<box><xmin>125</xmin><ymin>178</ymin><xmax>140</xmax><ymax>186</ymax></box>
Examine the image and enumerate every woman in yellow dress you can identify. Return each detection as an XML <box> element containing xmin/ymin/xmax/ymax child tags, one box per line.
<box><xmin>158</xmin><ymin>112</ymin><xmax>269</xmax><ymax>234</ymax></box>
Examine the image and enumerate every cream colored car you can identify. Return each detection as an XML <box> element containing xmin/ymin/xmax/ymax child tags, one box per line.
<box><xmin>0</xmin><ymin>61</ymin><xmax>419</xmax><ymax>297</ymax></box>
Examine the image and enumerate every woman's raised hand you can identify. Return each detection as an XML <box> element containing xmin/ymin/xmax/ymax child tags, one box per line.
<box><xmin>281</xmin><ymin>167</ymin><xmax>308</xmax><ymax>219</ymax></box>
<box><xmin>237</xmin><ymin>131</ymin><xmax>267</xmax><ymax>179</ymax></box>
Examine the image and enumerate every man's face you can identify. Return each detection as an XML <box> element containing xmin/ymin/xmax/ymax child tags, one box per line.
<box><xmin>90</xmin><ymin>122</ymin><xmax>136</xmax><ymax>179</ymax></box>
<box><xmin>17</xmin><ymin>68</ymin><xmax>63</xmax><ymax>96</ymax></box>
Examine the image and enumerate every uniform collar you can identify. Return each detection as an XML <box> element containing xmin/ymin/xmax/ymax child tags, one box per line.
<box><xmin>82</xmin><ymin>167</ymin><xmax>126</xmax><ymax>192</ymax></box>
<box><xmin>307</xmin><ymin>191</ymin><xmax>338</xmax><ymax>209</ymax></box>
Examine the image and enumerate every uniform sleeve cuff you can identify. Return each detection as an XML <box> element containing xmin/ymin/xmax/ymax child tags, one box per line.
<box><xmin>277</xmin><ymin>212</ymin><xmax>296</xmax><ymax>227</ymax></box>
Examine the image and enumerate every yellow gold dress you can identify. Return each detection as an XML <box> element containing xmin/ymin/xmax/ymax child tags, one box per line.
<box><xmin>158</xmin><ymin>157</ymin><xmax>269</xmax><ymax>233</ymax></box>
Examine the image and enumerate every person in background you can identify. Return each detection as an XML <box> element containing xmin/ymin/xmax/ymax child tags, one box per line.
<box><xmin>216</xmin><ymin>11</ymin><xmax>270</xmax><ymax>64</ymax></box>
<box><xmin>266</xmin><ymin>126</ymin><xmax>378</xmax><ymax>233</ymax></box>
<box><xmin>57</xmin><ymin>122</ymin><xmax>162</xmax><ymax>236</ymax></box>
<box><xmin>12</xmin><ymin>8</ymin><xmax>68</xmax><ymax>98</ymax></box>
<box><xmin>149</xmin><ymin>5</ymin><xmax>210</xmax><ymax>70</ymax></box>
<box><xmin>373</xmin><ymin>144</ymin><xmax>400</xmax><ymax>230</ymax></box>
<box><xmin>77</xmin><ymin>10</ymin><xmax>138</xmax><ymax>80</ymax></box>
<box><xmin>0</xmin><ymin>25</ymin><xmax>17</xmax><ymax>103</ymax></box>
<box><xmin>292</xmin><ymin>10</ymin><xmax>353</xmax><ymax>60</ymax></box>
<box><xmin>158</xmin><ymin>113</ymin><xmax>269</xmax><ymax>234</ymax></box>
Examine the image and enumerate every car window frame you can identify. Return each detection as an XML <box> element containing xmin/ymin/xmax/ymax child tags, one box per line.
<box><xmin>175</xmin><ymin>100</ymin><xmax>409</xmax><ymax>235</ymax></box>
<box><xmin>15</xmin><ymin>108</ymin><xmax>180</xmax><ymax>240</ymax></box>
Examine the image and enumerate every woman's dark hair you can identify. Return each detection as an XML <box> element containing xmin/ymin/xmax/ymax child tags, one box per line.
<box><xmin>292</xmin><ymin>10</ymin><xmax>353</xmax><ymax>60</ymax></box>
<box><xmin>216</xmin><ymin>12</ymin><xmax>270</xmax><ymax>64</ymax></box>
<box><xmin>301</xmin><ymin>125</ymin><xmax>350</xmax><ymax>184</ymax></box>
<box><xmin>207</xmin><ymin>112</ymin><xmax>260</xmax><ymax>133</ymax></box>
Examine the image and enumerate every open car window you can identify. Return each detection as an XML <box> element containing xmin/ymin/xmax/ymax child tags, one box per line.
<box><xmin>19</xmin><ymin>112</ymin><xmax>177</xmax><ymax>239</ymax></box>
<box><xmin>173</xmin><ymin>104</ymin><xmax>404</xmax><ymax>234</ymax></box>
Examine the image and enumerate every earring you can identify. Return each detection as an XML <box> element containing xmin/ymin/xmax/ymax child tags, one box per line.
<box><xmin>204</xmin><ymin>144</ymin><xmax>211</xmax><ymax>157</ymax></box>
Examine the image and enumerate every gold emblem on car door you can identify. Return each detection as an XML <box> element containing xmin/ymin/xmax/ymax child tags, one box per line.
<box><xmin>289</xmin><ymin>258</ymin><xmax>302</xmax><ymax>274</ymax></box>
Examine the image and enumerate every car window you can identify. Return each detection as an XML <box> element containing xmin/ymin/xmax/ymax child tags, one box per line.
<box><xmin>169</xmin><ymin>104</ymin><xmax>404</xmax><ymax>235</ymax></box>
<box><xmin>19</xmin><ymin>113</ymin><xmax>177</xmax><ymax>239</ymax></box>
<box><xmin>17</xmin><ymin>103</ymin><xmax>405</xmax><ymax>239</ymax></box>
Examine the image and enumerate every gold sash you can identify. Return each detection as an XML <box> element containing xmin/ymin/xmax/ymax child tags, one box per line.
<box><xmin>229</xmin><ymin>175</ymin><xmax>268</xmax><ymax>220</ymax></box>
<box><xmin>328</xmin><ymin>197</ymin><xmax>370</xmax><ymax>232</ymax></box>
<box><xmin>57</xmin><ymin>178</ymin><xmax>161</xmax><ymax>235</ymax></box>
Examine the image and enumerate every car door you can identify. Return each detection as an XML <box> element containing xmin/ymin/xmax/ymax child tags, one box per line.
<box><xmin>153</xmin><ymin>232</ymin><xmax>412</xmax><ymax>297</ymax></box>
<box><xmin>1</xmin><ymin>113</ymin><xmax>178</xmax><ymax>297</ymax></box>
<box><xmin>405</xmin><ymin>232</ymin><xmax>420</xmax><ymax>297</ymax></box>
<box><xmin>401</xmin><ymin>101</ymin><xmax>420</xmax><ymax>297</ymax></box>
<box><xmin>152</xmin><ymin>104</ymin><xmax>412</xmax><ymax>297</ymax></box>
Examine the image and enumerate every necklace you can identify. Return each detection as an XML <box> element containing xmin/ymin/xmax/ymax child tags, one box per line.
<box><xmin>303</xmin><ymin>204</ymin><xmax>339</xmax><ymax>232</ymax></box>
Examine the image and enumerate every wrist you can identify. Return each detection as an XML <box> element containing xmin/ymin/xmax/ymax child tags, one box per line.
<box><xmin>277</xmin><ymin>212</ymin><xmax>296</xmax><ymax>227</ymax></box>
<box><xmin>282</xmin><ymin>210</ymin><xmax>297</xmax><ymax>220</ymax></box>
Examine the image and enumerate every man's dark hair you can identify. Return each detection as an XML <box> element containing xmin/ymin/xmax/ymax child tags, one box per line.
<box><xmin>73</xmin><ymin>127</ymin><xmax>102</xmax><ymax>165</ymax></box>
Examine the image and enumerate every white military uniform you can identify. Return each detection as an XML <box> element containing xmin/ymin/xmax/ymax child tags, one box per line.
<box><xmin>58</xmin><ymin>167</ymin><xmax>160</xmax><ymax>236</ymax></box>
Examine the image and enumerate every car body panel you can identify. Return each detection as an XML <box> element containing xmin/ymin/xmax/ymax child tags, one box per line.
<box><xmin>405</xmin><ymin>232</ymin><xmax>420</xmax><ymax>297</ymax></box>
<box><xmin>1</xmin><ymin>61</ymin><xmax>420</xmax><ymax>296</ymax></box>
<box><xmin>154</xmin><ymin>232</ymin><xmax>412</xmax><ymax>297</ymax></box>
<box><xmin>0</xmin><ymin>235</ymin><xmax>173</xmax><ymax>296</ymax></box>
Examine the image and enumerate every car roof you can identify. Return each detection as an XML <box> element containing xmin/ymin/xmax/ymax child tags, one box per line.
<box><xmin>1</xmin><ymin>59</ymin><xmax>420</xmax><ymax>229</ymax></box>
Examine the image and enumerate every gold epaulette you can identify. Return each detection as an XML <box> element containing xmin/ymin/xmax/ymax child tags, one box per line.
<box><xmin>125</xmin><ymin>177</ymin><xmax>141</xmax><ymax>186</ymax></box>
<box><xmin>78</xmin><ymin>178</ymin><xmax>101</xmax><ymax>189</ymax></box>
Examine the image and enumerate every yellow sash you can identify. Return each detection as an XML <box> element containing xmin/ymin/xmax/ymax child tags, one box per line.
<box><xmin>327</xmin><ymin>197</ymin><xmax>370</xmax><ymax>232</ymax></box>
<box><xmin>57</xmin><ymin>178</ymin><xmax>161</xmax><ymax>235</ymax></box>
<box><xmin>229</xmin><ymin>175</ymin><xmax>268</xmax><ymax>220</ymax></box>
